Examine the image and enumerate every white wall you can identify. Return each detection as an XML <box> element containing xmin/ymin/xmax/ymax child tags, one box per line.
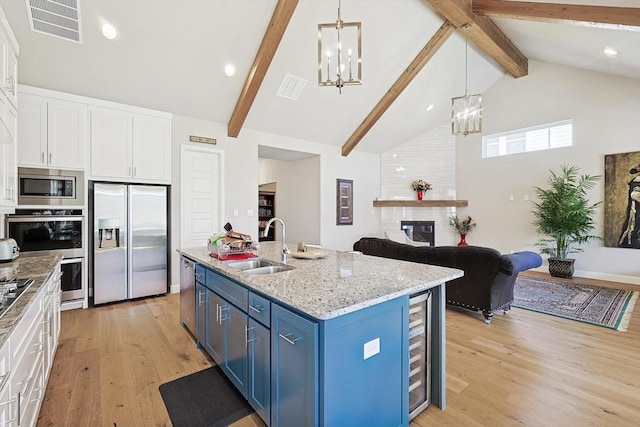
<box><xmin>250</xmin><ymin>130</ymin><xmax>382</xmax><ymax>251</ymax></box>
<box><xmin>171</xmin><ymin>115</ymin><xmax>381</xmax><ymax>286</ymax></box>
<box><xmin>456</xmin><ymin>60</ymin><xmax>640</xmax><ymax>284</ymax></box>
<box><xmin>380</xmin><ymin>124</ymin><xmax>460</xmax><ymax>246</ymax></box>
<box><xmin>259</xmin><ymin>156</ymin><xmax>322</xmax><ymax>245</ymax></box>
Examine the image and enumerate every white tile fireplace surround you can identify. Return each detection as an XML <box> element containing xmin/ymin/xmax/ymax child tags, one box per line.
<box><xmin>380</xmin><ymin>124</ymin><xmax>460</xmax><ymax>246</ymax></box>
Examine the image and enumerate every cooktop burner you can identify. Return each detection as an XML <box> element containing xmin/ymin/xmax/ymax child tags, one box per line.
<box><xmin>0</xmin><ymin>278</ymin><xmax>35</xmax><ymax>320</ymax></box>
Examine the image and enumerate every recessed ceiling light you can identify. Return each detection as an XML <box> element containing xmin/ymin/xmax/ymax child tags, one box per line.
<box><xmin>604</xmin><ymin>47</ymin><xmax>618</xmax><ymax>57</ymax></box>
<box><xmin>426</xmin><ymin>104</ymin><xmax>434</xmax><ymax>112</ymax></box>
<box><xmin>224</xmin><ymin>64</ymin><xmax>236</xmax><ymax>77</ymax></box>
<box><xmin>101</xmin><ymin>23</ymin><xmax>118</xmax><ymax>40</ymax></box>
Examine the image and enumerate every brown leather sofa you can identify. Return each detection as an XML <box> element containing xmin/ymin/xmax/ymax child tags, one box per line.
<box><xmin>353</xmin><ymin>237</ymin><xmax>542</xmax><ymax>323</ymax></box>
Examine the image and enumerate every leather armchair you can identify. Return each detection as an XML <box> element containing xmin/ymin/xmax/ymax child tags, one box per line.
<box><xmin>353</xmin><ymin>238</ymin><xmax>542</xmax><ymax>323</ymax></box>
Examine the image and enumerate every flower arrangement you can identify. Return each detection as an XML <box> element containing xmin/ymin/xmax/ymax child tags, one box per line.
<box><xmin>449</xmin><ymin>214</ymin><xmax>476</xmax><ymax>234</ymax></box>
<box><xmin>411</xmin><ymin>179</ymin><xmax>432</xmax><ymax>191</ymax></box>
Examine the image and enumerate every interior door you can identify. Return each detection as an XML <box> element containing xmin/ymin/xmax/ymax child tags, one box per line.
<box><xmin>180</xmin><ymin>146</ymin><xmax>224</xmax><ymax>248</ymax></box>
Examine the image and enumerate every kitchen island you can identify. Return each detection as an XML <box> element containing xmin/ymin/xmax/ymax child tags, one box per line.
<box><xmin>179</xmin><ymin>242</ymin><xmax>463</xmax><ymax>426</ymax></box>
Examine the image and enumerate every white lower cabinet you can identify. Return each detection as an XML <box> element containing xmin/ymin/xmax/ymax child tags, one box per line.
<box><xmin>0</xmin><ymin>263</ymin><xmax>61</xmax><ymax>426</ymax></box>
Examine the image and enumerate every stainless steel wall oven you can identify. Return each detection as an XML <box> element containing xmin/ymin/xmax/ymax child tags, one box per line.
<box><xmin>6</xmin><ymin>209</ymin><xmax>85</xmax><ymax>302</ymax></box>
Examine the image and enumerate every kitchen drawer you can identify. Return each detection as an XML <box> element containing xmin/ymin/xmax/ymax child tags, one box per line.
<box><xmin>10</xmin><ymin>290</ymin><xmax>43</xmax><ymax>362</ymax></box>
<box><xmin>248</xmin><ymin>292</ymin><xmax>270</xmax><ymax>327</ymax></box>
<box><xmin>0</xmin><ymin>341</ymin><xmax>9</xmax><ymax>395</ymax></box>
<box><xmin>206</xmin><ymin>270</ymin><xmax>248</xmax><ymax>311</ymax></box>
<box><xmin>195</xmin><ymin>264</ymin><xmax>205</xmax><ymax>284</ymax></box>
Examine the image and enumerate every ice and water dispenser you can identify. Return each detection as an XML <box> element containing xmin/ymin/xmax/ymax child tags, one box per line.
<box><xmin>98</xmin><ymin>218</ymin><xmax>120</xmax><ymax>248</ymax></box>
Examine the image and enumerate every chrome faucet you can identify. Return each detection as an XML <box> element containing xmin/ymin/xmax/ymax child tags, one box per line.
<box><xmin>263</xmin><ymin>217</ymin><xmax>290</xmax><ymax>262</ymax></box>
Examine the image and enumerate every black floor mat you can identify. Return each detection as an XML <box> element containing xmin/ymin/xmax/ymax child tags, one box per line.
<box><xmin>159</xmin><ymin>366</ymin><xmax>254</xmax><ymax>427</ymax></box>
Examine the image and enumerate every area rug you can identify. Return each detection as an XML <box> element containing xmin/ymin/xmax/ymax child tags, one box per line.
<box><xmin>513</xmin><ymin>275</ymin><xmax>638</xmax><ymax>331</ymax></box>
<box><xmin>159</xmin><ymin>366</ymin><xmax>254</xmax><ymax>427</ymax></box>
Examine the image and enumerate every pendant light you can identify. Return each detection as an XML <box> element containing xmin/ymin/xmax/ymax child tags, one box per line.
<box><xmin>451</xmin><ymin>24</ymin><xmax>482</xmax><ymax>136</ymax></box>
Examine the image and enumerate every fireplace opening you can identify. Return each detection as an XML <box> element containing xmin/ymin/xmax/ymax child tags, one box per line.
<box><xmin>401</xmin><ymin>221</ymin><xmax>435</xmax><ymax>246</ymax></box>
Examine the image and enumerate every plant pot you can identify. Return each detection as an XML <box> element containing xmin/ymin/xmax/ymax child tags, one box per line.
<box><xmin>548</xmin><ymin>257</ymin><xmax>575</xmax><ymax>279</ymax></box>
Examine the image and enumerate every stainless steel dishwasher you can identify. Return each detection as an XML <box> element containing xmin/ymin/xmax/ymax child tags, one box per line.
<box><xmin>180</xmin><ymin>256</ymin><xmax>196</xmax><ymax>336</ymax></box>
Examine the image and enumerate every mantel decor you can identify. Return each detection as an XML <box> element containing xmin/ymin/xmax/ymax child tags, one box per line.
<box><xmin>411</xmin><ymin>179</ymin><xmax>432</xmax><ymax>200</ymax></box>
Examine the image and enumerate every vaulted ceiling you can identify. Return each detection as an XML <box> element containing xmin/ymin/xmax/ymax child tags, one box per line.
<box><xmin>1</xmin><ymin>0</ymin><xmax>638</xmax><ymax>155</ymax></box>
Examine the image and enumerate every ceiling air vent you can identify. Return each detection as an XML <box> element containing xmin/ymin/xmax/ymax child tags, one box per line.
<box><xmin>276</xmin><ymin>74</ymin><xmax>307</xmax><ymax>101</ymax></box>
<box><xmin>25</xmin><ymin>0</ymin><xmax>82</xmax><ymax>43</ymax></box>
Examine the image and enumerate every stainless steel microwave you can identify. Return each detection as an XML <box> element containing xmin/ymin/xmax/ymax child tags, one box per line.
<box><xmin>17</xmin><ymin>167</ymin><xmax>84</xmax><ymax>206</ymax></box>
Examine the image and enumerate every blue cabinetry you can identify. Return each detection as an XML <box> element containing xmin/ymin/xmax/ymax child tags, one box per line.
<box><xmin>271</xmin><ymin>304</ymin><xmax>318</xmax><ymax>427</ymax></box>
<box><xmin>193</xmin><ymin>262</ymin><xmax>413</xmax><ymax>427</ymax></box>
<box><xmin>196</xmin><ymin>265</ymin><xmax>207</xmax><ymax>348</ymax></box>
<box><xmin>248</xmin><ymin>318</ymin><xmax>270</xmax><ymax>423</ymax></box>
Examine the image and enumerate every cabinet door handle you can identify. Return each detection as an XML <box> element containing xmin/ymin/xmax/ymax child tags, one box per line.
<box><xmin>198</xmin><ymin>291</ymin><xmax>205</xmax><ymax>306</ymax></box>
<box><xmin>129</xmin><ymin>166</ymin><xmax>132</xmax><ymax>176</ymax></box>
<box><xmin>133</xmin><ymin>166</ymin><xmax>137</xmax><ymax>177</ymax></box>
<box><xmin>219</xmin><ymin>306</ymin><xmax>228</xmax><ymax>323</ymax></box>
<box><xmin>41</xmin><ymin>152</ymin><xmax>45</xmax><ymax>164</ymax></box>
<box><xmin>245</xmin><ymin>325</ymin><xmax>255</xmax><ymax>347</ymax></box>
<box><xmin>249</xmin><ymin>304</ymin><xmax>263</xmax><ymax>314</ymax></box>
<box><xmin>279</xmin><ymin>332</ymin><xmax>302</xmax><ymax>346</ymax></box>
<box><xmin>0</xmin><ymin>370</ymin><xmax>10</xmax><ymax>393</ymax></box>
<box><xmin>216</xmin><ymin>303</ymin><xmax>220</xmax><ymax>323</ymax></box>
<box><xmin>49</xmin><ymin>153</ymin><xmax>52</xmax><ymax>164</ymax></box>
<box><xmin>195</xmin><ymin>272</ymin><xmax>203</xmax><ymax>280</ymax></box>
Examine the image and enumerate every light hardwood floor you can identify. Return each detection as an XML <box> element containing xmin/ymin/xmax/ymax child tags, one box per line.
<box><xmin>36</xmin><ymin>273</ymin><xmax>640</xmax><ymax>426</ymax></box>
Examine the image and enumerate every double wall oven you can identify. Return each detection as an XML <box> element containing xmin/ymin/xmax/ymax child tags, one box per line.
<box><xmin>6</xmin><ymin>168</ymin><xmax>86</xmax><ymax>304</ymax></box>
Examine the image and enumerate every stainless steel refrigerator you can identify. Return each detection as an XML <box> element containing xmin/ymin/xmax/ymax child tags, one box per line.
<box><xmin>90</xmin><ymin>182</ymin><xmax>168</xmax><ymax>304</ymax></box>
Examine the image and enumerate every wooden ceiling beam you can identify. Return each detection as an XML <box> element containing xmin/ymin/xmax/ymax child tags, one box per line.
<box><xmin>473</xmin><ymin>1</ymin><xmax>640</xmax><ymax>32</ymax></box>
<box><xmin>227</xmin><ymin>0</ymin><xmax>299</xmax><ymax>138</ymax></box>
<box><xmin>341</xmin><ymin>20</ymin><xmax>455</xmax><ymax>157</ymax></box>
<box><xmin>425</xmin><ymin>0</ymin><xmax>528</xmax><ymax>78</ymax></box>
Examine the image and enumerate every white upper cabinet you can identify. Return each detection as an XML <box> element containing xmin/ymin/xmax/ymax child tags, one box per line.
<box><xmin>18</xmin><ymin>93</ymin><xmax>87</xmax><ymax>170</ymax></box>
<box><xmin>90</xmin><ymin>107</ymin><xmax>171</xmax><ymax>184</ymax></box>
<box><xmin>132</xmin><ymin>114</ymin><xmax>171</xmax><ymax>182</ymax></box>
<box><xmin>90</xmin><ymin>107</ymin><xmax>132</xmax><ymax>179</ymax></box>
<box><xmin>0</xmin><ymin>20</ymin><xmax>17</xmax><ymax>109</ymax></box>
<box><xmin>0</xmin><ymin>7</ymin><xmax>17</xmax><ymax>210</ymax></box>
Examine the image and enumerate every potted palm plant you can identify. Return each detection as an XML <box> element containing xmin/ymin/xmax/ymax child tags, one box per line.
<box><xmin>531</xmin><ymin>164</ymin><xmax>602</xmax><ymax>278</ymax></box>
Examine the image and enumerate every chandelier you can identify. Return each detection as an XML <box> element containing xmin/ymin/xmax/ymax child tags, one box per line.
<box><xmin>317</xmin><ymin>0</ymin><xmax>361</xmax><ymax>94</ymax></box>
<box><xmin>451</xmin><ymin>24</ymin><xmax>482</xmax><ymax>136</ymax></box>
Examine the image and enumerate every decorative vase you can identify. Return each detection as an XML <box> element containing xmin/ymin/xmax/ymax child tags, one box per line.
<box><xmin>416</xmin><ymin>190</ymin><xmax>423</xmax><ymax>200</ymax></box>
<box><xmin>548</xmin><ymin>257</ymin><xmax>575</xmax><ymax>278</ymax></box>
<box><xmin>457</xmin><ymin>233</ymin><xmax>468</xmax><ymax>246</ymax></box>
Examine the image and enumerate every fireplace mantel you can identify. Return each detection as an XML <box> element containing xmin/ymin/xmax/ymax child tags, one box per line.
<box><xmin>372</xmin><ymin>199</ymin><xmax>468</xmax><ymax>207</ymax></box>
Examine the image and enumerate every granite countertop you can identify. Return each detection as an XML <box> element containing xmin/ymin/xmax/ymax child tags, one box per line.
<box><xmin>179</xmin><ymin>242</ymin><xmax>463</xmax><ymax>320</ymax></box>
<box><xmin>0</xmin><ymin>255</ymin><xmax>63</xmax><ymax>348</ymax></box>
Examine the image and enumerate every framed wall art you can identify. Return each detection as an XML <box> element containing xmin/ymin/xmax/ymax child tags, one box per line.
<box><xmin>604</xmin><ymin>150</ymin><xmax>640</xmax><ymax>249</ymax></box>
<box><xmin>336</xmin><ymin>179</ymin><xmax>353</xmax><ymax>225</ymax></box>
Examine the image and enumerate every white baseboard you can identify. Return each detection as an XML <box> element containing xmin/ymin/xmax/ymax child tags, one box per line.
<box><xmin>529</xmin><ymin>266</ymin><xmax>640</xmax><ymax>286</ymax></box>
<box><xmin>61</xmin><ymin>299</ymin><xmax>84</xmax><ymax>311</ymax></box>
<box><xmin>573</xmin><ymin>270</ymin><xmax>640</xmax><ymax>286</ymax></box>
<box><xmin>169</xmin><ymin>283</ymin><xmax>180</xmax><ymax>294</ymax></box>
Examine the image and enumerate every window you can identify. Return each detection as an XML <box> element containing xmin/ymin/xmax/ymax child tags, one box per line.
<box><xmin>482</xmin><ymin>120</ymin><xmax>573</xmax><ymax>158</ymax></box>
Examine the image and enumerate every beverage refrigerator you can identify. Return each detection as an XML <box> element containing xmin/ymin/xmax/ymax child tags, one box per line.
<box><xmin>89</xmin><ymin>182</ymin><xmax>169</xmax><ymax>304</ymax></box>
<box><xmin>409</xmin><ymin>290</ymin><xmax>432</xmax><ymax>419</ymax></box>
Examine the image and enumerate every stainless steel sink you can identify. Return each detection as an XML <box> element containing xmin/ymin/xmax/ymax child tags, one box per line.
<box><xmin>245</xmin><ymin>265</ymin><xmax>294</xmax><ymax>275</ymax></box>
<box><xmin>226</xmin><ymin>258</ymin><xmax>294</xmax><ymax>275</ymax></box>
<box><xmin>226</xmin><ymin>258</ymin><xmax>277</xmax><ymax>271</ymax></box>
